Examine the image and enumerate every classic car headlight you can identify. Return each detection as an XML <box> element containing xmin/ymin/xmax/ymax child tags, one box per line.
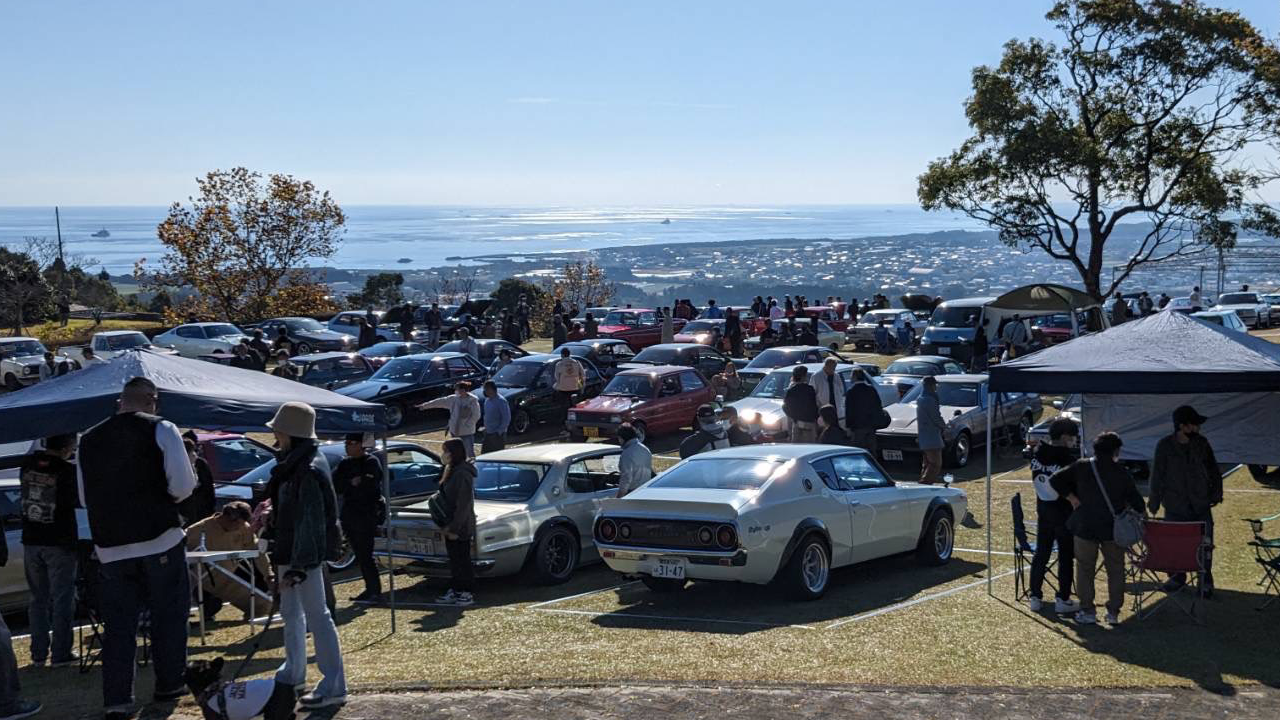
<box><xmin>567</xmin><ymin>411</ymin><xmax>577</xmax><ymax>421</ymax></box>
<box><xmin>22</xmin><ymin>366</ymin><xmax>35</xmax><ymax>375</ymax></box>
<box><xmin>738</xmin><ymin>409</ymin><xmax>757</xmax><ymax>423</ymax></box>
<box><xmin>716</xmin><ymin>524</ymin><xmax>737</xmax><ymax>549</ymax></box>
<box><xmin>761</xmin><ymin>414</ymin><xmax>780</xmax><ymax>427</ymax></box>
<box><xmin>610</xmin><ymin>415</ymin><xmax>622</xmax><ymax>423</ymax></box>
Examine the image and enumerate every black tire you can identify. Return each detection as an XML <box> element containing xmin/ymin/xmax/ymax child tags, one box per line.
<box><xmin>778</xmin><ymin>534</ymin><xmax>830</xmax><ymax>600</ymax></box>
<box><xmin>528</xmin><ymin>525</ymin><xmax>579</xmax><ymax>585</ymax></box>
<box><xmin>3</xmin><ymin>374</ymin><xmax>21</xmax><ymax>392</ymax></box>
<box><xmin>295</xmin><ymin>341</ymin><xmax>313</xmax><ymax>355</ymax></box>
<box><xmin>945</xmin><ymin>431</ymin><xmax>971</xmax><ymax>468</ymax></box>
<box><xmin>916</xmin><ymin>509</ymin><xmax>955</xmax><ymax>566</ymax></box>
<box><xmin>385</xmin><ymin>403</ymin><xmax>407</xmax><ymax>429</ymax></box>
<box><xmin>630</xmin><ymin>420</ymin><xmax>647</xmax><ymax>443</ymax></box>
<box><xmin>639</xmin><ymin>575</ymin><xmax>686</xmax><ymax>593</ymax></box>
<box><xmin>511</xmin><ymin>409</ymin><xmax>531</xmax><ymax>436</ymax></box>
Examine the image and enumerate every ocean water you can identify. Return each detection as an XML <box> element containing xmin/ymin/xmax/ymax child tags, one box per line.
<box><xmin>0</xmin><ymin>205</ymin><xmax>986</xmax><ymax>273</ymax></box>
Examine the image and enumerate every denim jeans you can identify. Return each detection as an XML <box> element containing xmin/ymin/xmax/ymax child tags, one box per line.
<box><xmin>457</xmin><ymin>434</ymin><xmax>475</xmax><ymax>459</ymax></box>
<box><xmin>98</xmin><ymin>539</ymin><xmax>190</xmax><ymax>711</ymax></box>
<box><xmin>427</xmin><ymin>328</ymin><xmax>441</xmax><ymax>349</ymax></box>
<box><xmin>0</xmin><ymin>608</ymin><xmax>19</xmax><ymax>709</ymax></box>
<box><xmin>276</xmin><ymin>564</ymin><xmax>346</xmax><ymax>699</ymax></box>
<box><xmin>23</xmin><ymin>544</ymin><xmax>77</xmax><ymax>663</ymax></box>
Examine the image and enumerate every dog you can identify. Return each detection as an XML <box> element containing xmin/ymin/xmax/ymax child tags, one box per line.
<box><xmin>184</xmin><ymin>657</ymin><xmax>296</xmax><ymax>720</ymax></box>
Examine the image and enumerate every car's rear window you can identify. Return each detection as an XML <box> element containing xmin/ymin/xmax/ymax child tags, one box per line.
<box><xmin>649</xmin><ymin>457</ymin><xmax>788</xmax><ymax>491</ymax></box>
<box><xmin>474</xmin><ymin>461</ymin><xmax>548</xmax><ymax>501</ymax></box>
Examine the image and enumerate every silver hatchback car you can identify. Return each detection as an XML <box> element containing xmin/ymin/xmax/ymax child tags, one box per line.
<box><xmin>388</xmin><ymin>443</ymin><xmax>624</xmax><ymax>585</ymax></box>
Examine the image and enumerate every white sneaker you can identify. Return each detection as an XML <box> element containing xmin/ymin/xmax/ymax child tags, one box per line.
<box><xmin>455</xmin><ymin>592</ymin><xmax>475</xmax><ymax>607</ymax></box>
<box><xmin>1054</xmin><ymin>598</ymin><xmax>1080</xmax><ymax>614</ymax></box>
<box><xmin>1075</xmin><ymin>611</ymin><xmax>1097</xmax><ymax>625</ymax></box>
<box><xmin>1105</xmin><ymin>612</ymin><xmax>1120</xmax><ymax>624</ymax></box>
<box><xmin>1026</xmin><ymin>596</ymin><xmax>1043</xmax><ymax>611</ymax></box>
<box><xmin>435</xmin><ymin>589</ymin><xmax>459</xmax><ymax>605</ymax></box>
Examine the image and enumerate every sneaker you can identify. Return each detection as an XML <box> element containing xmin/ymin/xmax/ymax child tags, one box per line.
<box><xmin>1105</xmin><ymin>612</ymin><xmax>1120</xmax><ymax>624</ymax></box>
<box><xmin>153</xmin><ymin>686</ymin><xmax>186</xmax><ymax>702</ymax></box>
<box><xmin>435</xmin><ymin>589</ymin><xmax>459</xmax><ymax>604</ymax></box>
<box><xmin>1054</xmin><ymin>598</ymin><xmax>1080</xmax><ymax>615</ymax></box>
<box><xmin>299</xmin><ymin>692</ymin><xmax>347</xmax><ymax>708</ymax></box>
<box><xmin>1074</xmin><ymin>611</ymin><xmax>1097</xmax><ymax>625</ymax></box>
<box><xmin>0</xmin><ymin>699</ymin><xmax>42</xmax><ymax>720</ymax></box>
<box><xmin>454</xmin><ymin>592</ymin><xmax>475</xmax><ymax>607</ymax></box>
<box><xmin>1026</xmin><ymin>596</ymin><xmax>1043</xmax><ymax>612</ymax></box>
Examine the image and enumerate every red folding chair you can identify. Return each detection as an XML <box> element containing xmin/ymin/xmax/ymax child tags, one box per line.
<box><xmin>1127</xmin><ymin>520</ymin><xmax>1210</xmax><ymax>623</ymax></box>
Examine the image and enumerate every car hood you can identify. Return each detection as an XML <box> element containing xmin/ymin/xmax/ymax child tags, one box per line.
<box><xmin>575</xmin><ymin>394</ymin><xmax>647</xmax><ymax>413</ymax></box>
<box><xmin>1216</xmin><ymin>303</ymin><xmax>1258</xmax><ymax>311</ymax></box>
<box><xmin>728</xmin><ymin>396</ymin><xmax>783</xmax><ymax>420</ymax></box>
<box><xmin>596</xmin><ymin>324</ymin><xmax>633</xmax><ymax>335</ymax></box>
<box><xmin>338</xmin><ymin>380</ymin><xmax>414</xmax><ymax>401</ymax></box>
<box><xmin>921</xmin><ymin>327</ymin><xmax>975</xmax><ymax>343</ymax></box>
<box><xmin>883</xmin><ymin>402</ymin><xmax>974</xmax><ymax>432</ymax></box>
<box><xmin>616</xmin><ymin>361</ymin><xmax>665</xmax><ymax>371</ymax></box>
<box><xmin>672</xmin><ymin>333</ymin><xmax>707</xmax><ymax>343</ymax></box>
<box><xmin>602</xmin><ymin>486</ymin><xmax>757</xmax><ymax>517</ymax></box>
<box><xmin>297</xmin><ymin>330</ymin><xmax>349</xmax><ymax>342</ymax></box>
<box><xmin>4</xmin><ymin>355</ymin><xmax>45</xmax><ymax>366</ymax></box>
<box><xmin>474</xmin><ymin>387</ymin><xmax>529</xmax><ymax>403</ymax></box>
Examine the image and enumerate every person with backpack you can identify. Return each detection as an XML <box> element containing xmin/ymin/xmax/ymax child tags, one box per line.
<box><xmin>433</xmin><ymin>438</ymin><xmax>477</xmax><ymax>606</ymax></box>
<box><xmin>1049</xmin><ymin>432</ymin><xmax>1146</xmax><ymax>625</ymax></box>
<box><xmin>679</xmin><ymin>404</ymin><xmax>730</xmax><ymax>458</ymax></box>
<box><xmin>1026</xmin><ymin>419</ymin><xmax>1080</xmax><ymax>615</ymax></box>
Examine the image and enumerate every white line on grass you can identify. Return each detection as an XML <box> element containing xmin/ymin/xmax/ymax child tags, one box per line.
<box><xmin>954</xmin><ymin>547</ymin><xmax>1017</xmax><ymax>556</ymax></box>
<box><xmin>824</xmin><ymin>568</ymin><xmax>1019</xmax><ymax>630</ymax></box>
<box><xmin>527</xmin><ymin>582</ymin><xmax>637</xmax><ymax>608</ymax></box>
<box><xmin>533</xmin><ymin>607</ymin><xmax>816</xmax><ymax>630</ymax></box>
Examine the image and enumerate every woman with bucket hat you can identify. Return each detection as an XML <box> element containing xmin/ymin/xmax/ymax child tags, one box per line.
<box><xmin>264</xmin><ymin>402</ymin><xmax>346</xmax><ymax>709</ymax></box>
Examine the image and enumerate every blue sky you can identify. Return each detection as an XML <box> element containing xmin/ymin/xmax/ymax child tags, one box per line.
<box><xmin>1</xmin><ymin>1</ymin><xmax>1276</xmax><ymax>206</ymax></box>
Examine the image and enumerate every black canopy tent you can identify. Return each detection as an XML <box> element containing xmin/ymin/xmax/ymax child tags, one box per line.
<box><xmin>0</xmin><ymin>349</ymin><xmax>412</xmax><ymax>630</ymax></box>
<box><xmin>979</xmin><ymin>311</ymin><xmax>1280</xmax><ymax>593</ymax></box>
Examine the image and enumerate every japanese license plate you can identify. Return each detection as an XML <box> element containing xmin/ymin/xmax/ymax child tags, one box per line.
<box><xmin>937</xmin><ymin>346</ymin><xmax>950</xmax><ymax>355</ymax></box>
<box><xmin>882</xmin><ymin>449</ymin><xmax>904</xmax><ymax>461</ymax></box>
<box><xmin>409</xmin><ymin>533</ymin><xmax>439</xmax><ymax>556</ymax></box>
<box><xmin>583</xmin><ymin>426</ymin><xmax>600</xmax><ymax>438</ymax></box>
<box><xmin>652</xmin><ymin>557</ymin><xmax>686</xmax><ymax>580</ymax></box>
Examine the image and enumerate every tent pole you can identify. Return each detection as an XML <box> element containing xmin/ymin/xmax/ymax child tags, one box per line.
<box><xmin>986</xmin><ymin>394</ymin><xmax>994</xmax><ymax>596</ymax></box>
<box><xmin>382</xmin><ymin>433</ymin><xmax>396</xmax><ymax>634</ymax></box>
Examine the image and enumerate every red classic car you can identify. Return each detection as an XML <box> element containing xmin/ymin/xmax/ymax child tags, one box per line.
<box><xmin>194</xmin><ymin>432</ymin><xmax>277</xmax><ymax>484</ymax></box>
<box><xmin>595</xmin><ymin>309</ymin><xmax>685</xmax><ymax>351</ymax></box>
<box><xmin>1031</xmin><ymin>313</ymin><xmax>1085</xmax><ymax>345</ymax></box>
<box><xmin>566</xmin><ymin>365</ymin><xmax>717</xmax><ymax>440</ymax></box>
<box><xmin>801</xmin><ymin>305</ymin><xmax>849</xmax><ymax>333</ymax></box>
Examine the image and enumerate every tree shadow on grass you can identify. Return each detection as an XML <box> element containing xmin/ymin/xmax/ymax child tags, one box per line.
<box><xmin>587</xmin><ymin>556</ymin><xmax>991</xmax><ymax>635</ymax></box>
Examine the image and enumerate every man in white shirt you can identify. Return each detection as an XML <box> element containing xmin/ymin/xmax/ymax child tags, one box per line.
<box><xmin>455</xmin><ymin>327</ymin><xmax>479</xmax><ymax>360</ymax></box>
<box><xmin>417</xmin><ymin>381</ymin><xmax>481</xmax><ymax>458</ymax></box>
<box><xmin>808</xmin><ymin>358</ymin><xmax>846</xmax><ymax>421</ymax></box>
<box><xmin>77</xmin><ymin>377</ymin><xmax>196</xmax><ymax>719</ymax></box>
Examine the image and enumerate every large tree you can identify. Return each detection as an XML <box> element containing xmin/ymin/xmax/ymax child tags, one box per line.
<box><xmin>347</xmin><ymin>272</ymin><xmax>404</xmax><ymax>309</ymax></box>
<box><xmin>918</xmin><ymin>0</ymin><xmax>1280</xmax><ymax>299</ymax></box>
<box><xmin>0</xmin><ymin>248</ymin><xmax>52</xmax><ymax>335</ymax></box>
<box><xmin>152</xmin><ymin>167</ymin><xmax>345</xmax><ymax>321</ymax></box>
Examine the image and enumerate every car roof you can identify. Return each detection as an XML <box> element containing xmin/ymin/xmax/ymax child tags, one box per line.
<box><xmin>398</xmin><ymin>351</ymin><xmax>470</xmax><ymax>361</ymax></box>
<box><xmin>687</xmin><ymin>444</ymin><xmax>873</xmax><ymax>462</ymax></box>
<box><xmin>515</xmin><ymin>353</ymin><xmax>563</xmax><ymax>364</ymax></box>
<box><xmin>755</xmin><ymin>345</ymin><xmax>828</xmax><ymax>352</ymax></box>
<box><xmin>1192</xmin><ymin>310</ymin><xmax>1232</xmax><ymax>316</ymax></box>
<box><xmin>936</xmin><ymin>297</ymin><xmax>997</xmax><ymax>307</ymax></box>
<box><xmin>937</xmin><ymin>374</ymin><xmax>989</xmax><ymax>384</ymax></box>
<box><xmin>640</xmin><ymin>343</ymin><xmax>701</xmax><ymax>351</ymax></box>
<box><xmin>180</xmin><ymin>322</ymin><xmax>240</xmax><ymax>328</ymax></box>
<box><xmin>96</xmin><ymin>330</ymin><xmax>146</xmax><ymax>336</ymax></box>
<box><xmin>617</xmin><ymin>364</ymin><xmax>688</xmax><ymax>377</ymax></box>
<box><xmin>0</xmin><ymin>337</ymin><xmax>39</xmax><ymax>343</ymax></box>
<box><xmin>605</xmin><ymin>308</ymin><xmax>655</xmax><ymax>313</ymax></box>
<box><xmin>291</xmin><ymin>351</ymin><xmax>360</xmax><ymax>362</ymax></box>
<box><xmin>478</xmin><ymin>442</ymin><xmax>618</xmax><ymax>463</ymax></box>
<box><xmin>682</xmin><ymin>318</ymin><xmax>725</xmax><ymax>324</ymax></box>
<box><xmin>765</xmin><ymin>361</ymin><xmax>857</xmax><ymax>375</ymax></box>
<box><xmin>890</xmin><ymin>355</ymin><xmax>953</xmax><ymax>364</ymax></box>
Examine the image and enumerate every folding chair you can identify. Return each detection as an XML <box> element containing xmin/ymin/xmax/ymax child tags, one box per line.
<box><xmin>1127</xmin><ymin>520</ymin><xmax>1210</xmax><ymax>623</ymax></box>
<box><xmin>1244</xmin><ymin>511</ymin><xmax>1280</xmax><ymax>610</ymax></box>
<box><xmin>75</xmin><ymin>552</ymin><xmax>151</xmax><ymax>674</ymax></box>
<box><xmin>1011</xmin><ymin>493</ymin><xmax>1057</xmax><ymax>601</ymax></box>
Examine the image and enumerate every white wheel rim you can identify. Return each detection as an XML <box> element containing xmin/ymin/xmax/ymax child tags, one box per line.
<box><xmin>957</xmin><ymin>436</ymin><xmax>969</xmax><ymax>465</ymax></box>
<box><xmin>802</xmin><ymin>543</ymin><xmax>829</xmax><ymax>593</ymax></box>
<box><xmin>934</xmin><ymin>517</ymin><xmax>953</xmax><ymax>559</ymax></box>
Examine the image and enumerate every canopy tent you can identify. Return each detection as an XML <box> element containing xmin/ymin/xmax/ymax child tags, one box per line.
<box><xmin>0</xmin><ymin>348</ymin><xmax>386</xmax><ymax>443</ymax></box>
<box><xmin>979</xmin><ymin>310</ymin><xmax>1280</xmax><ymax>593</ymax></box>
<box><xmin>982</xmin><ymin>283</ymin><xmax>1108</xmax><ymax>343</ymax></box>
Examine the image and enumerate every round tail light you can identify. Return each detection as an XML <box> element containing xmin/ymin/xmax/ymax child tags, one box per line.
<box><xmin>598</xmin><ymin>519</ymin><xmax>617</xmax><ymax>542</ymax></box>
<box><xmin>619</xmin><ymin>523</ymin><xmax>632</xmax><ymax>540</ymax></box>
<box><xmin>716</xmin><ymin>525</ymin><xmax>737</xmax><ymax>549</ymax></box>
<box><xmin>698</xmin><ymin>526</ymin><xmax>714</xmax><ymax>545</ymax></box>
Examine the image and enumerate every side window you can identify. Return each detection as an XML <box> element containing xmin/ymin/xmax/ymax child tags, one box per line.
<box><xmin>680</xmin><ymin>371</ymin><xmax>706</xmax><ymax>391</ymax></box>
<box><xmin>810</xmin><ymin>458</ymin><xmax>842</xmax><ymax>491</ymax></box>
<box><xmin>659</xmin><ymin>375</ymin><xmax>681</xmax><ymax>396</ymax></box>
<box><xmin>945</xmin><ymin>362</ymin><xmax>965</xmax><ymax>374</ymax></box>
<box><xmin>338</xmin><ymin>357</ymin><xmax>370</xmax><ymax>377</ymax></box>
<box><xmin>176</xmin><ymin>326</ymin><xmax>203</xmax><ymax>339</ymax></box>
<box><xmin>385</xmin><ymin>449</ymin><xmax>443</xmax><ymax>498</ymax></box>
<box><xmin>425</xmin><ymin>360</ymin><xmax>449</xmax><ymax>381</ymax></box>
<box><xmin>583</xmin><ymin>362</ymin><xmax>601</xmax><ymax>383</ymax></box>
<box><xmin>830</xmin><ymin>454</ymin><xmax>890</xmax><ymax>490</ymax></box>
<box><xmin>445</xmin><ymin>357</ymin><xmax>475</xmax><ymax>377</ymax></box>
<box><xmin>639</xmin><ymin>312</ymin><xmax>656</xmax><ymax>325</ymax></box>
<box><xmin>93</xmin><ymin>337</ymin><xmax>107</xmax><ymax>351</ymax></box>
<box><xmin>566</xmin><ymin>454</ymin><xmax>622</xmax><ymax>493</ymax></box>
<box><xmin>838</xmin><ymin>369</ymin><xmax>853</xmax><ymax>387</ymax></box>
<box><xmin>210</xmin><ymin>439</ymin><xmax>276</xmax><ymax>476</ymax></box>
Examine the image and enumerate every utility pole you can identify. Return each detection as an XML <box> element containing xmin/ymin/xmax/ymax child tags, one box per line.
<box><xmin>55</xmin><ymin>206</ymin><xmax>64</xmax><ymax>265</ymax></box>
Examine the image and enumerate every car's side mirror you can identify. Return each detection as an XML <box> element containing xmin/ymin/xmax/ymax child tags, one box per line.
<box><xmin>1052</xmin><ymin>400</ymin><xmax>1063</xmax><ymax>410</ymax></box>
<box><xmin>953</xmin><ymin>409</ymin><xmax>963</xmax><ymax>417</ymax></box>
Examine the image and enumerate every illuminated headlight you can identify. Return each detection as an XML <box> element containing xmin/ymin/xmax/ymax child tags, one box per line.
<box><xmin>567</xmin><ymin>411</ymin><xmax>577</xmax><ymax>421</ymax></box>
<box><xmin>610</xmin><ymin>415</ymin><xmax>622</xmax><ymax>423</ymax></box>
<box><xmin>22</xmin><ymin>366</ymin><xmax>35</xmax><ymax>375</ymax></box>
<box><xmin>738</xmin><ymin>410</ymin><xmax>757</xmax><ymax>423</ymax></box>
<box><xmin>761</xmin><ymin>415</ymin><xmax>780</xmax><ymax>427</ymax></box>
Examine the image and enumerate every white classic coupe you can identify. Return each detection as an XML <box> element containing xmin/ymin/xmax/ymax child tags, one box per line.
<box><xmin>593</xmin><ymin>445</ymin><xmax>967</xmax><ymax>600</ymax></box>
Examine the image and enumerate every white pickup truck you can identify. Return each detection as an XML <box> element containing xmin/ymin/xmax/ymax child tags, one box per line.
<box><xmin>63</xmin><ymin>330</ymin><xmax>178</xmax><ymax>365</ymax></box>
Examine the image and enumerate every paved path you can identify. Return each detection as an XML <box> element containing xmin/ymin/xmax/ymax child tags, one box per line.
<box><xmin>133</xmin><ymin>684</ymin><xmax>1280</xmax><ymax>720</ymax></box>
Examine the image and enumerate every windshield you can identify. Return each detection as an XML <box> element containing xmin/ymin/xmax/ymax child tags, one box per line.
<box><xmin>205</xmin><ymin>324</ymin><xmax>242</xmax><ymax>337</ymax></box>
<box><xmin>371</xmin><ymin>357</ymin><xmax>430</xmax><ymax>382</ymax></box>
<box><xmin>859</xmin><ymin>311</ymin><xmax>897</xmax><ymax>324</ymax></box>
<box><xmin>682</xmin><ymin>320</ymin><xmax>719</xmax><ymax>333</ymax></box>
<box><xmin>105</xmin><ymin>333</ymin><xmax>148</xmax><ymax>350</ymax></box>
<box><xmin>749</xmin><ymin>371</ymin><xmax>793</xmax><ymax>399</ymax></box>
<box><xmin>286</xmin><ymin>318</ymin><xmax>326</xmax><ymax>332</ymax></box>
<box><xmin>1218</xmin><ymin>293</ymin><xmax>1257</xmax><ymax>305</ymax></box>
<box><xmin>603</xmin><ymin>311</ymin><xmax>638</xmax><ymax>326</ymax></box>
<box><xmin>473</xmin><ymin>461</ymin><xmax>548</xmax><ymax>502</ymax></box>
<box><xmin>884</xmin><ymin>360</ymin><xmax>941</xmax><ymax>377</ymax></box>
<box><xmin>602</xmin><ymin>374</ymin><xmax>655</xmax><ymax>397</ymax></box>
<box><xmin>632</xmin><ymin>347</ymin><xmax>680</xmax><ymax>364</ymax></box>
<box><xmin>1195</xmin><ymin>314</ymin><xmax>1224</xmax><ymax>325</ymax></box>
<box><xmin>1032</xmin><ymin>314</ymin><xmax>1072</xmax><ymax>329</ymax></box>
<box><xmin>650</xmin><ymin>457</ymin><xmax>788</xmax><ymax>491</ymax></box>
<box><xmin>901</xmin><ymin>381</ymin><xmax>983</xmax><ymax>407</ymax></box>
<box><xmin>0</xmin><ymin>340</ymin><xmax>47</xmax><ymax>357</ymax></box>
<box><xmin>745</xmin><ymin>348</ymin><xmax>803</xmax><ymax>369</ymax></box>
<box><xmin>929</xmin><ymin>305</ymin><xmax>981</xmax><ymax>328</ymax></box>
<box><xmin>491</xmin><ymin>361</ymin><xmax>544</xmax><ymax>388</ymax></box>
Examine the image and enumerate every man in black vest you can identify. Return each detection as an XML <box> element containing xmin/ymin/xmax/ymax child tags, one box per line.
<box><xmin>78</xmin><ymin>377</ymin><xmax>196</xmax><ymax>719</ymax></box>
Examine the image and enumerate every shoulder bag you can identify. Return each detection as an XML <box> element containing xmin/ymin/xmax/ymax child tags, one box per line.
<box><xmin>1090</xmin><ymin>459</ymin><xmax>1143</xmax><ymax>547</ymax></box>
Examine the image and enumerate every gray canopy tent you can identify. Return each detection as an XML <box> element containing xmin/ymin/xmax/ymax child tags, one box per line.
<box><xmin>981</xmin><ymin>283</ymin><xmax>1109</xmax><ymax>344</ymax></box>
<box><xmin>981</xmin><ymin>311</ymin><xmax>1280</xmax><ymax>593</ymax></box>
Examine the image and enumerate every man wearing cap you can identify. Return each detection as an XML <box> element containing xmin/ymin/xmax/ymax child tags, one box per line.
<box><xmin>678</xmin><ymin>404</ymin><xmax>731</xmax><ymax>459</ymax></box>
<box><xmin>1150</xmin><ymin>405</ymin><xmax>1223</xmax><ymax>596</ymax></box>
<box><xmin>77</xmin><ymin>377</ymin><xmax>197</xmax><ymax>718</ymax></box>
<box><xmin>333</xmin><ymin>433</ymin><xmax>385</xmax><ymax>602</ymax></box>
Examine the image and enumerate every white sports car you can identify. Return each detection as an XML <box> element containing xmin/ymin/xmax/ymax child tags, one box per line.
<box><xmin>728</xmin><ymin>362</ymin><xmax>898</xmax><ymax>441</ymax></box>
<box><xmin>593</xmin><ymin>445</ymin><xmax>966</xmax><ymax>599</ymax></box>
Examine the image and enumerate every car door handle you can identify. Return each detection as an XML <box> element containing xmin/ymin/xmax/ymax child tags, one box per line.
<box><xmin>847</xmin><ymin>499</ymin><xmax>861</xmax><ymax>507</ymax></box>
